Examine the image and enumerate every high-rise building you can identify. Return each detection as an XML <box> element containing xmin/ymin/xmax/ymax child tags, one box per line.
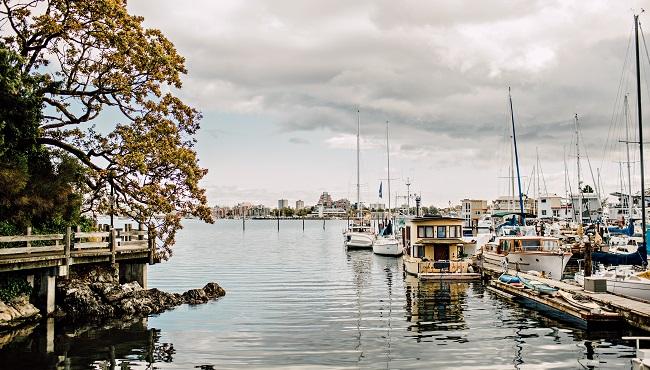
<box><xmin>295</xmin><ymin>200</ymin><xmax>305</xmax><ymax>210</ymax></box>
<box><xmin>278</xmin><ymin>199</ymin><xmax>289</xmax><ymax>209</ymax></box>
<box><xmin>317</xmin><ymin>192</ymin><xmax>333</xmax><ymax>207</ymax></box>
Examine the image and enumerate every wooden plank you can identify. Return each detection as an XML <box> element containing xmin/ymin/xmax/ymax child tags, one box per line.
<box><xmin>119</xmin><ymin>240</ymin><xmax>148</xmax><ymax>247</ymax></box>
<box><xmin>119</xmin><ymin>230</ymin><xmax>147</xmax><ymax>236</ymax></box>
<box><xmin>74</xmin><ymin>242</ymin><xmax>108</xmax><ymax>249</ymax></box>
<box><xmin>0</xmin><ymin>245</ymin><xmax>63</xmax><ymax>255</ymax></box>
<box><xmin>74</xmin><ymin>231</ymin><xmax>110</xmax><ymax>239</ymax></box>
<box><xmin>0</xmin><ymin>234</ymin><xmax>64</xmax><ymax>243</ymax></box>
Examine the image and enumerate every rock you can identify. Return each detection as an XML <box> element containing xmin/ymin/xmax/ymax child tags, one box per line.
<box><xmin>182</xmin><ymin>289</ymin><xmax>208</xmax><ymax>304</ymax></box>
<box><xmin>202</xmin><ymin>282</ymin><xmax>226</xmax><ymax>298</ymax></box>
<box><xmin>0</xmin><ymin>294</ymin><xmax>41</xmax><ymax>330</ymax></box>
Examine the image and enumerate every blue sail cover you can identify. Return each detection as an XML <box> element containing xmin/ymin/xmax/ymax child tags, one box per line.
<box><xmin>591</xmin><ymin>227</ymin><xmax>648</xmax><ymax>266</ymax></box>
<box><xmin>607</xmin><ymin>221</ymin><xmax>635</xmax><ymax>236</ymax></box>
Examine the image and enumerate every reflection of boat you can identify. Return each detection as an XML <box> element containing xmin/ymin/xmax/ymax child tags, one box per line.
<box><xmin>404</xmin><ymin>276</ymin><xmax>469</xmax><ymax>332</ymax></box>
<box><xmin>402</xmin><ymin>216</ymin><xmax>479</xmax><ymax>280</ymax></box>
<box><xmin>482</xmin><ymin>236</ymin><xmax>572</xmax><ymax>280</ymax></box>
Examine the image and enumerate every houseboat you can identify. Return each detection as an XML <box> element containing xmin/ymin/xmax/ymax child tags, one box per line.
<box><xmin>402</xmin><ymin>215</ymin><xmax>480</xmax><ymax>280</ymax></box>
<box><xmin>482</xmin><ymin>236</ymin><xmax>572</xmax><ymax>280</ymax></box>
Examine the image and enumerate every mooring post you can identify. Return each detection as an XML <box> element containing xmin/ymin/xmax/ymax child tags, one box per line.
<box><xmin>323</xmin><ymin>218</ymin><xmax>325</xmax><ymax>230</ymax></box>
<box><xmin>302</xmin><ymin>216</ymin><xmax>305</xmax><ymax>231</ymax></box>
<box><xmin>243</xmin><ymin>215</ymin><xmax>245</xmax><ymax>231</ymax></box>
<box><xmin>277</xmin><ymin>212</ymin><xmax>280</xmax><ymax>232</ymax></box>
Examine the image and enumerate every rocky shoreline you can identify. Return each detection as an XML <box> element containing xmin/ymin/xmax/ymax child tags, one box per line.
<box><xmin>0</xmin><ymin>265</ymin><xmax>225</xmax><ymax>331</ymax></box>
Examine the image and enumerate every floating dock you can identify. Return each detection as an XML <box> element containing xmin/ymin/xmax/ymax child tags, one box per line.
<box><xmin>481</xmin><ymin>266</ymin><xmax>650</xmax><ymax>331</ymax></box>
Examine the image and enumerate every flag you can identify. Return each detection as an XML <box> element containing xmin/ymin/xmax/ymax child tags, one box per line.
<box><xmin>379</xmin><ymin>181</ymin><xmax>383</xmax><ymax>199</ymax></box>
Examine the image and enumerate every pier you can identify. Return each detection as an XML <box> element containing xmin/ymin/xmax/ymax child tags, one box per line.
<box><xmin>0</xmin><ymin>224</ymin><xmax>155</xmax><ymax>315</ymax></box>
<box><xmin>483</xmin><ymin>265</ymin><xmax>650</xmax><ymax>332</ymax></box>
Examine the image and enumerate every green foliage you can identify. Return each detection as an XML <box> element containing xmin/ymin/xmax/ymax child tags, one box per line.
<box><xmin>0</xmin><ymin>278</ymin><xmax>32</xmax><ymax>302</ymax></box>
<box><xmin>582</xmin><ymin>185</ymin><xmax>594</xmax><ymax>194</ymax></box>
<box><xmin>0</xmin><ymin>46</ymin><xmax>88</xmax><ymax>235</ymax></box>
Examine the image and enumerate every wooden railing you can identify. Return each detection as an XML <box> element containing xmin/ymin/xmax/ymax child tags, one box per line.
<box><xmin>0</xmin><ymin>223</ymin><xmax>155</xmax><ymax>266</ymax></box>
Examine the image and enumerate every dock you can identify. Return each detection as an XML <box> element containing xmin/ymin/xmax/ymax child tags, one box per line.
<box><xmin>482</xmin><ymin>265</ymin><xmax>650</xmax><ymax>331</ymax></box>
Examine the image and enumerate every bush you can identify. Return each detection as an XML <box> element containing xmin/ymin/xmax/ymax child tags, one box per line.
<box><xmin>0</xmin><ymin>278</ymin><xmax>32</xmax><ymax>302</ymax></box>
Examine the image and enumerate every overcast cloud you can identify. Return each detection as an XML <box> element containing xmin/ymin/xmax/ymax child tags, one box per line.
<box><xmin>129</xmin><ymin>1</ymin><xmax>650</xmax><ymax>207</ymax></box>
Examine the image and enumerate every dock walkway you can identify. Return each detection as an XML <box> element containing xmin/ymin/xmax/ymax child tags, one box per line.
<box><xmin>484</xmin><ymin>266</ymin><xmax>650</xmax><ymax>331</ymax></box>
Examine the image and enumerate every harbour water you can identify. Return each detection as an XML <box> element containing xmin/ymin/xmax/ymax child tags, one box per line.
<box><xmin>0</xmin><ymin>219</ymin><xmax>642</xmax><ymax>369</ymax></box>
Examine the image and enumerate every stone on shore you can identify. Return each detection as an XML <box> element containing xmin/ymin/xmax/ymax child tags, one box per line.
<box><xmin>0</xmin><ymin>295</ymin><xmax>41</xmax><ymax>330</ymax></box>
<box><xmin>56</xmin><ymin>266</ymin><xmax>225</xmax><ymax>322</ymax></box>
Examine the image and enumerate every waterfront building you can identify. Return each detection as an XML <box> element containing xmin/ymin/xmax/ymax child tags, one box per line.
<box><xmin>212</xmin><ymin>206</ymin><xmax>231</xmax><ymax>219</ymax></box>
<box><xmin>233</xmin><ymin>202</ymin><xmax>254</xmax><ymax>217</ymax></box>
<box><xmin>537</xmin><ymin>194</ymin><xmax>563</xmax><ymax>219</ymax></box>
<box><xmin>295</xmin><ymin>200</ymin><xmax>305</xmax><ymax>210</ymax></box>
<box><xmin>334</xmin><ymin>198</ymin><xmax>350</xmax><ymax>210</ymax></box>
<box><xmin>250</xmin><ymin>205</ymin><xmax>271</xmax><ymax>218</ymax></box>
<box><xmin>278</xmin><ymin>199</ymin><xmax>289</xmax><ymax>209</ymax></box>
<box><xmin>569</xmin><ymin>192</ymin><xmax>602</xmax><ymax>222</ymax></box>
<box><xmin>317</xmin><ymin>192</ymin><xmax>333</xmax><ymax>207</ymax></box>
<box><xmin>369</xmin><ymin>203</ymin><xmax>386</xmax><ymax>211</ymax></box>
<box><xmin>492</xmin><ymin>195</ymin><xmax>535</xmax><ymax>215</ymax></box>
<box><xmin>461</xmin><ymin>199</ymin><xmax>488</xmax><ymax>228</ymax></box>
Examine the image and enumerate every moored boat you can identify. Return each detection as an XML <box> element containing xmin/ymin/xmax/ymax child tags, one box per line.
<box><xmin>482</xmin><ymin>235</ymin><xmax>572</xmax><ymax>280</ymax></box>
<box><xmin>402</xmin><ymin>215</ymin><xmax>479</xmax><ymax>280</ymax></box>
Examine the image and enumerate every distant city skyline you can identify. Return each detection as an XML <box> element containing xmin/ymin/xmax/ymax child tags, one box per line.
<box><xmin>125</xmin><ymin>2</ymin><xmax>650</xmax><ymax>208</ymax></box>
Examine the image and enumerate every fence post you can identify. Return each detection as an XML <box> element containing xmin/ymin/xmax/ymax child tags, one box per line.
<box><xmin>64</xmin><ymin>226</ymin><xmax>71</xmax><ymax>266</ymax></box>
<box><xmin>26</xmin><ymin>226</ymin><xmax>32</xmax><ymax>250</ymax></box>
<box><xmin>148</xmin><ymin>227</ymin><xmax>156</xmax><ymax>265</ymax></box>
<box><xmin>110</xmin><ymin>228</ymin><xmax>117</xmax><ymax>264</ymax></box>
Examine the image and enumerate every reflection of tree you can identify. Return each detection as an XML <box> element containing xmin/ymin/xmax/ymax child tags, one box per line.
<box><xmin>404</xmin><ymin>279</ymin><xmax>469</xmax><ymax>336</ymax></box>
<box><xmin>0</xmin><ymin>317</ymin><xmax>175</xmax><ymax>369</ymax></box>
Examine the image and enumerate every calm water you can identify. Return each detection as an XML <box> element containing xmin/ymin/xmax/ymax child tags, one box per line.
<box><xmin>0</xmin><ymin>219</ymin><xmax>642</xmax><ymax>369</ymax></box>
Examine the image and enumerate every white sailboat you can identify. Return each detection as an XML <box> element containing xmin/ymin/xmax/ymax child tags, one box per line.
<box><xmin>373</xmin><ymin>120</ymin><xmax>402</xmax><ymax>256</ymax></box>
<box><xmin>344</xmin><ymin>108</ymin><xmax>375</xmax><ymax>249</ymax></box>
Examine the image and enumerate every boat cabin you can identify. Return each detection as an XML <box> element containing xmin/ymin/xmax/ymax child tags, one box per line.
<box><xmin>403</xmin><ymin>215</ymin><xmax>466</xmax><ymax>261</ymax></box>
<box><xmin>484</xmin><ymin>236</ymin><xmax>561</xmax><ymax>254</ymax></box>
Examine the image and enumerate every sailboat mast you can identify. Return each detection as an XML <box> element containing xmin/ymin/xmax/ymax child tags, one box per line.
<box><xmin>386</xmin><ymin>120</ymin><xmax>391</xmax><ymax>220</ymax></box>
<box><xmin>575</xmin><ymin>114</ymin><xmax>583</xmax><ymax>225</ymax></box>
<box><xmin>356</xmin><ymin>108</ymin><xmax>361</xmax><ymax>219</ymax></box>
<box><xmin>508</xmin><ymin>87</ymin><xmax>526</xmax><ymax>224</ymax></box>
<box><xmin>635</xmin><ymin>14</ymin><xmax>647</xmax><ymax>250</ymax></box>
<box><xmin>625</xmin><ymin>94</ymin><xmax>634</xmax><ymax>219</ymax></box>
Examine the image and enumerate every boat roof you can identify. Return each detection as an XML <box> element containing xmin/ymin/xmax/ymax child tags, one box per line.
<box><xmin>410</xmin><ymin>215</ymin><xmax>464</xmax><ymax>222</ymax></box>
<box><xmin>497</xmin><ymin>236</ymin><xmax>559</xmax><ymax>241</ymax></box>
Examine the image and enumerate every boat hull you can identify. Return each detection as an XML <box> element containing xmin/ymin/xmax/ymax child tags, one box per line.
<box><xmin>483</xmin><ymin>251</ymin><xmax>572</xmax><ymax>280</ymax></box>
<box><xmin>344</xmin><ymin>232</ymin><xmax>374</xmax><ymax>249</ymax></box>
<box><xmin>372</xmin><ymin>238</ymin><xmax>402</xmax><ymax>256</ymax></box>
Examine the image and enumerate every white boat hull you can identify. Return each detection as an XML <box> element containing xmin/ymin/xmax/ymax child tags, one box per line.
<box><xmin>576</xmin><ymin>271</ymin><xmax>650</xmax><ymax>302</ymax></box>
<box><xmin>372</xmin><ymin>237</ymin><xmax>402</xmax><ymax>256</ymax></box>
<box><xmin>483</xmin><ymin>251</ymin><xmax>572</xmax><ymax>280</ymax></box>
<box><xmin>344</xmin><ymin>232</ymin><xmax>374</xmax><ymax>249</ymax></box>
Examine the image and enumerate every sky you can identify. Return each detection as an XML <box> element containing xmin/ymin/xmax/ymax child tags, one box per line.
<box><xmin>128</xmin><ymin>1</ymin><xmax>650</xmax><ymax>208</ymax></box>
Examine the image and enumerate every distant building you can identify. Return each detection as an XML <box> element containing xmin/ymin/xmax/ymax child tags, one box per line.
<box><xmin>570</xmin><ymin>192</ymin><xmax>601</xmax><ymax>222</ymax></box>
<box><xmin>369</xmin><ymin>203</ymin><xmax>386</xmax><ymax>210</ymax></box>
<box><xmin>295</xmin><ymin>200</ymin><xmax>305</xmax><ymax>210</ymax></box>
<box><xmin>537</xmin><ymin>194</ymin><xmax>563</xmax><ymax>219</ymax></box>
<box><xmin>317</xmin><ymin>192</ymin><xmax>333</xmax><ymax>207</ymax></box>
<box><xmin>334</xmin><ymin>198</ymin><xmax>350</xmax><ymax>210</ymax></box>
<box><xmin>278</xmin><ymin>199</ymin><xmax>289</xmax><ymax>209</ymax></box>
<box><xmin>250</xmin><ymin>205</ymin><xmax>271</xmax><ymax>217</ymax></box>
<box><xmin>212</xmin><ymin>206</ymin><xmax>230</xmax><ymax>219</ymax></box>
<box><xmin>461</xmin><ymin>199</ymin><xmax>488</xmax><ymax>228</ymax></box>
<box><xmin>233</xmin><ymin>202</ymin><xmax>254</xmax><ymax>217</ymax></box>
<box><xmin>493</xmin><ymin>195</ymin><xmax>535</xmax><ymax>215</ymax></box>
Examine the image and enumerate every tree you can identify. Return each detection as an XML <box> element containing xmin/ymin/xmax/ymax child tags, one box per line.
<box><xmin>0</xmin><ymin>46</ymin><xmax>88</xmax><ymax>234</ymax></box>
<box><xmin>1</xmin><ymin>0</ymin><xmax>212</xmax><ymax>258</ymax></box>
<box><xmin>582</xmin><ymin>185</ymin><xmax>594</xmax><ymax>194</ymax></box>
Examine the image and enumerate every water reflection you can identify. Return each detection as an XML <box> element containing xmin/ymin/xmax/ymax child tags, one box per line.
<box><xmin>0</xmin><ymin>317</ymin><xmax>173</xmax><ymax>369</ymax></box>
<box><xmin>404</xmin><ymin>276</ymin><xmax>468</xmax><ymax>335</ymax></box>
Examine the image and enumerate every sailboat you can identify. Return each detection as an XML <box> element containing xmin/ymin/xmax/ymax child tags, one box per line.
<box><xmin>590</xmin><ymin>14</ymin><xmax>648</xmax><ymax>267</ymax></box>
<box><xmin>482</xmin><ymin>88</ymin><xmax>572</xmax><ymax>280</ymax></box>
<box><xmin>373</xmin><ymin>120</ymin><xmax>402</xmax><ymax>256</ymax></box>
<box><xmin>344</xmin><ymin>108</ymin><xmax>375</xmax><ymax>249</ymax></box>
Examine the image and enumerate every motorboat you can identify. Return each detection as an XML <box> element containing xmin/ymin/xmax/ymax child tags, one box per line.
<box><xmin>482</xmin><ymin>235</ymin><xmax>572</xmax><ymax>280</ymax></box>
<box><xmin>575</xmin><ymin>265</ymin><xmax>650</xmax><ymax>302</ymax></box>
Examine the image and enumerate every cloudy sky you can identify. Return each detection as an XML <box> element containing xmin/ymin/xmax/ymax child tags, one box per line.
<box><xmin>129</xmin><ymin>1</ymin><xmax>650</xmax><ymax>208</ymax></box>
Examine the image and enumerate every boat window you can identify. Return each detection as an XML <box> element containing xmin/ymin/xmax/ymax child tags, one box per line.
<box><xmin>540</xmin><ymin>240</ymin><xmax>558</xmax><ymax>250</ymax></box>
<box><xmin>521</xmin><ymin>239</ymin><xmax>541</xmax><ymax>250</ymax></box>
<box><xmin>437</xmin><ymin>226</ymin><xmax>446</xmax><ymax>238</ymax></box>
<box><xmin>500</xmin><ymin>239</ymin><xmax>509</xmax><ymax>252</ymax></box>
<box><xmin>449</xmin><ymin>226</ymin><xmax>457</xmax><ymax>238</ymax></box>
<box><xmin>413</xmin><ymin>244</ymin><xmax>425</xmax><ymax>258</ymax></box>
